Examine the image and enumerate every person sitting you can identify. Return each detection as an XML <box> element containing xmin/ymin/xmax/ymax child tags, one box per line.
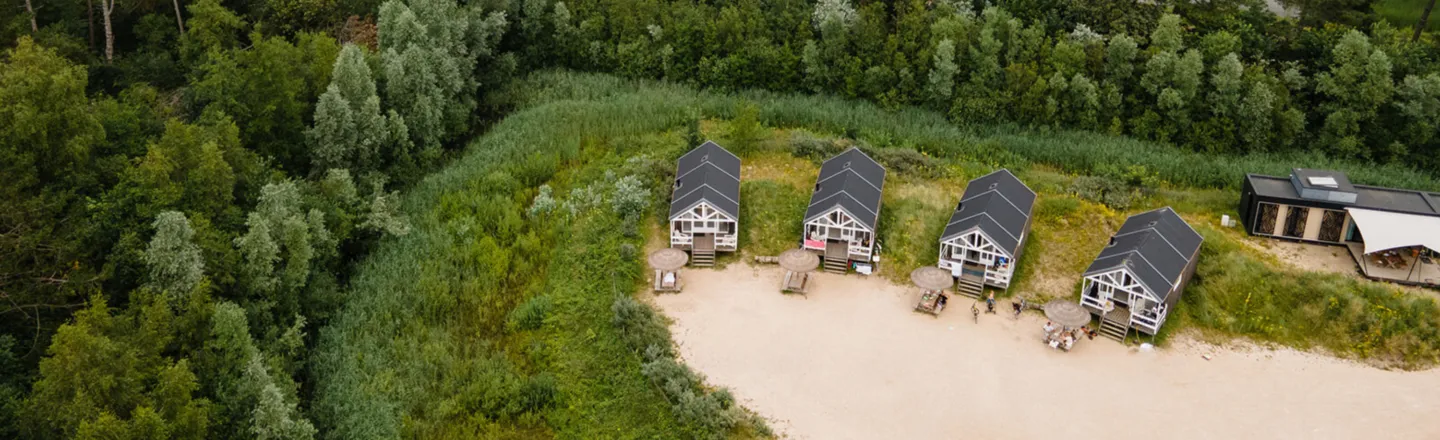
<box><xmin>1012</xmin><ymin>301</ymin><xmax>1022</xmax><ymax>315</ymax></box>
<box><xmin>1062</xmin><ymin>334</ymin><xmax>1075</xmax><ymax>351</ymax></box>
<box><xmin>936</xmin><ymin>294</ymin><xmax>948</xmax><ymax>312</ymax></box>
<box><xmin>1043</xmin><ymin>321</ymin><xmax>1056</xmax><ymax>334</ymax></box>
<box><xmin>1081</xmin><ymin>325</ymin><xmax>1095</xmax><ymax>340</ymax></box>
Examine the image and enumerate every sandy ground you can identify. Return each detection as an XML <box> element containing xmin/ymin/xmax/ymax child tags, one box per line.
<box><xmin>1262</xmin><ymin>240</ymin><xmax>1360</xmax><ymax>276</ymax></box>
<box><xmin>653</xmin><ymin>265</ymin><xmax>1440</xmax><ymax>440</ymax></box>
<box><xmin>1255</xmin><ymin>240</ymin><xmax>1440</xmax><ymax>300</ymax></box>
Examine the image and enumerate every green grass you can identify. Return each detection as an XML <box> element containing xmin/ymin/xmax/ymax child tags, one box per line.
<box><xmin>1376</xmin><ymin>0</ymin><xmax>1440</xmax><ymax>33</ymax></box>
<box><xmin>309</xmin><ymin>75</ymin><xmax>764</xmax><ymax>438</ymax></box>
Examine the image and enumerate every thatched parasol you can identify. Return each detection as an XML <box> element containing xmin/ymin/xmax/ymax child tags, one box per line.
<box><xmin>648</xmin><ymin>248</ymin><xmax>689</xmax><ymax>271</ymax></box>
<box><xmin>909</xmin><ymin>266</ymin><xmax>953</xmax><ymax>291</ymax></box>
<box><xmin>1044</xmin><ymin>300</ymin><xmax>1092</xmax><ymax>328</ymax></box>
<box><xmin>778</xmin><ymin>249</ymin><xmax>820</xmax><ymax>273</ymax></box>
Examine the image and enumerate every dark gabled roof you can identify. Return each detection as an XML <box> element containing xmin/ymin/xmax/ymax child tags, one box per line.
<box><xmin>804</xmin><ymin>147</ymin><xmax>886</xmax><ymax>230</ymax></box>
<box><xmin>1084</xmin><ymin>207</ymin><xmax>1202</xmax><ymax>301</ymax></box>
<box><xmin>940</xmin><ymin>169</ymin><xmax>1037</xmax><ymax>256</ymax></box>
<box><xmin>1246</xmin><ymin>173</ymin><xmax>1440</xmax><ymax>217</ymax></box>
<box><xmin>669</xmin><ymin>141</ymin><xmax>741</xmax><ymax>219</ymax></box>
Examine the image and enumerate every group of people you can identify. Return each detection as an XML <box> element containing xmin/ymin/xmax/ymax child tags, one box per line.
<box><xmin>1042</xmin><ymin>321</ymin><xmax>1097</xmax><ymax>352</ymax></box>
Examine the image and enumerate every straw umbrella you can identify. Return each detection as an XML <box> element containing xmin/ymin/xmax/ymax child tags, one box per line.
<box><xmin>649</xmin><ymin>248</ymin><xmax>689</xmax><ymax>292</ymax></box>
<box><xmin>909</xmin><ymin>266</ymin><xmax>953</xmax><ymax>291</ymax></box>
<box><xmin>779</xmin><ymin>248</ymin><xmax>819</xmax><ymax>294</ymax></box>
<box><xmin>1043</xmin><ymin>300</ymin><xmax>1092</xmax><ymax>329</ymax></box>
<box><xmin>910</xmin><ymin>266</ymin><xmax>953</xmax><ymax>314</ymax></box>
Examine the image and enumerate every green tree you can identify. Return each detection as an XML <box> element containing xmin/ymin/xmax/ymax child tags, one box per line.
<box><xmin>1315</xmin><ymin>30</ymin><xmax>1394</xmax><ymax>158</ymax></box>
<box><xmin>1394</xmin><ymin>73</ymin><xmax>1440</xmax><ymax>162</ymax></box>
<box><xmin>379</xmin><ymin>0</ymin><xmax>509</xmax><ymax>151</ymax></box>
<box><xmin>1238</xmin><ymin>80</ymin><xmax>1277</xmax><ymax>151</ymax></box>
<box><xmin>23</xmin><ymin>294</ymin><xmax>211</xmax><ymax>440</ymax></box>
<box><xmin>145</xmin><ymin>212</ymin><xmax>206</xmax><ymax>302</ymax></box>
<box><xmin>191</xmin><ymin>32</ymin><xmax>339</xmax><ymax>172</ymax></box>
<box><xmin>1208</xmin><ymin>53</ymin><xmax>1245</xmax><ymax>118</ymax></box>
<box><xmin>0</xmin><ymin>37</ymin><xmax>106</xmax><ymax>321</ymax></box>
<box><xmin>925</xmin><ymin>38</ymin><xmax>958</xmax><ymax>108</ymax></box>
<box><xmin>309</xmin><ymin>44</ymin><xmax>411</xmax><ymax>175</ymax></box>
<box><xmin>200</xmin><ymin>302</ymin><xmax>258</xmax><ymax>440</ymax></box>
<box><xmin>1149</xmin><ymin>13</ymin><xmax>1184</xmax><ymax>54</ymax></box>
<box><xmin>801</xmin><ymin>0</ymin><xmax>860</xmax><ymax>94</ymax></box>
<box><xmin>1065</xmin><ymin>73</ymin><xmax>1101</xmax><ymax>129</ymax></box>
<box><xmin>245</xmin><ymin>352</ymin><xmax>315</xmax><ymax>440</ymax></box>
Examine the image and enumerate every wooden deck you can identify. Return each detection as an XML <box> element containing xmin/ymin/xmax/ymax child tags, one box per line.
<box><xmin>823</xmin><ymin>241</ymin><xmax>849</xmax><ymax>274</ymax></box>
<box><xmin>694</xmin><ymin>234</ymin><xmax>715</xmax><ymax>251</ymax></box>
<box><xmin>1346</xmin><ymin>243</ymin><xmax>1440</xmax><ymax>287</ymax></box>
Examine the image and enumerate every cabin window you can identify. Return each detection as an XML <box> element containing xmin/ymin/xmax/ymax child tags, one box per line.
<box><xmin>1255</xmin><ymin>203</ymin><xmax>1279</xmax><ymax>235</ymax></box>
<box><xmin>1283</xmin><ymin>206</ymin><xmax>1309</xmax><ymax>238</ymax></box>
<box><xmin>1317</xmin><ymin>210</ymin><xmax>1345</xmax><ymax>242</ymax></box>
<box><xmin>680</xmin><ymin>222</ymin><xmax>692</xmax><ymax>232</ymax></box>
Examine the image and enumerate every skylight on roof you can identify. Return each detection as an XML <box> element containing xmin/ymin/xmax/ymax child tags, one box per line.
<box><xmin>1309</xmin><ymin>176</ymin><xmax>1338</xmax><ymax>187</ymax></box>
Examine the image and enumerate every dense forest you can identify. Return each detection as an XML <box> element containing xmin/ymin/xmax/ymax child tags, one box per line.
<box><xmin>2</xmin><ymin>0</ymin><xmax>1438</xmax><ymax>437</ymax></box>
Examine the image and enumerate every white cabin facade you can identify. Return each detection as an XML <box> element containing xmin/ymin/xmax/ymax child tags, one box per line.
<box><xmin>937</xmin><ymin>169</ymin><xmax>1036</xmax><ymax>291</ymax></box>
<box><xmin>802</xmin><ymin>148</ymin><xmax>887</xmax><ymax>269</ymax></box>
<box><xmin>802</xmin><ymin>207</ymin><xmax>874</xmax><ymax>261</ymax></box>
<box><xmin>668</xmin><ymin>141</ymin><xmax>741</xmax><ymax>265</ymax></box>
<box><xmin>939</xmin><ymin>230</ymin><xmax>1019</xmax><ymax>287</ymax></box>
<box><xmin>670</xmin><ymin>201</ymin><xmax>737</xmax><ymax>251</ymax></box>
<box><xmin>1078</xmin><ymin>207</ymin><xmax>1202</xmax><ymax>337</ymax></box>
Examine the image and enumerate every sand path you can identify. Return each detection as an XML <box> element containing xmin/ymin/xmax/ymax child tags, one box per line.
<box><xmin>653</xmin><ymin>265</ymin><xmax>1440</xmax><ymax>440</ymax></box>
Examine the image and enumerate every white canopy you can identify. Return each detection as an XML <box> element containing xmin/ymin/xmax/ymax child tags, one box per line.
<box><xmin>1345</xmin><ymin>208</ymin><xmax>1440</xmax><ymax>254</ymax></box>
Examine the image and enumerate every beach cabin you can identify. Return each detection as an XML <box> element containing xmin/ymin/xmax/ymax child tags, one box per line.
<box><xmin>937</xmin><ymin>169</ymin><xmax>1037</xmax><ymax>298</ymax></box>
<box><xmin>1240</xmin><ymin>169</ymin><xmax>1440</xmax><ymax>287</ymax></box>
<box><xmin>803</xmin><ymin>147</ymin><xmax>886</xmax><ymax>274</ymax></box>
<box><xmin>669</xmin><ymin>141</ymin><xmax>741</xmax><ymax>267</ymax></box>
<box><xmin>1080</xmin><ymin>207</ymin><xmax>1202</xmax><ymax>341</ymax></box>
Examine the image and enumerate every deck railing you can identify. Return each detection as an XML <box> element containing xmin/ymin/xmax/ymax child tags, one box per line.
<box><xmin>1080</xmin><ymin>293</ymin><xmax>1107</xmax><ymax>311</ymax></box>
<box><xmin>671</xmin><ymin>232</ymin><xmax>740</xmax><ymax>250</ymax></box>
<box><xmin>1130</xmin><ymin>306</ymin><xmax>1167</xmax><ymax>334</ymax></box>
<box><xmin>670</xmin><ymin>232</ymin><xmax>692</xmax><ymax>246</ymax></box>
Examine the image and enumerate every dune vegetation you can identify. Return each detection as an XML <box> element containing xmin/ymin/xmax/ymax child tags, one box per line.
<box><xmin>304</xmin><ymin>70</ymin><xmax>1440</xmax><ymax>438</ymax></box>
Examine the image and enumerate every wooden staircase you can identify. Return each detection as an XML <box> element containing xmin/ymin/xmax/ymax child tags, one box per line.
<box><xmin>823</xmin><ymin>241</ymin><xmax>849</xmax><ymax>274</ymax></box>
<box><xmin>955</xmin><ymin>276</ymin><xmax>984</xmax><ymax>299</ymax></box>
<box><xmin>1099</xmin><ymin>306</ymin><xmax>1131</xmax><ymax>342</ymax></box>
<box><xmin>691</xmin><ymin>235</ymin><xmax>715</xmax><ymax>267</ymax></box>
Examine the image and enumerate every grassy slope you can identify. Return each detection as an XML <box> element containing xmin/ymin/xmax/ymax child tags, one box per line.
<box><xmin>310</xmin><ymin>79</ymin><xmax>711</xmax><ymax>438</ymax></box>
<box><xmin>1376</xmin><ymin>0</ymin><xmax>1439</xmax><ymax>33</ymax></box>
<box><xmin>313</xmin><ymin>70</ymin><xmax>1439</xmax><ymax>439</ymax></box>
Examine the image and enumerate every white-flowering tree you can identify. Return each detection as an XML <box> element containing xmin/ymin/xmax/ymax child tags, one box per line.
<box><xmin>144</xmin><ymin>211</ymin><xmax>205</xmax><ymax>301</ymax></box>
<box><xmin>379</xmin><ymin>0</ymin><xmax>508</xmax><ymax>151</ymax></box>
<box><xmin>926</xmin><ymin>39</ymin><xmax>959</xmax><ymax>107</ymax></box>
<box><xmin>309</xmin><ymin>44</ymin><xmax>411</xmax><ymax>175</ymax></box>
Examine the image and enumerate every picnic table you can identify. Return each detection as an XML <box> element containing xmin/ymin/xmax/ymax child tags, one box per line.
<box><xmin>914</xmin><ymin>291</ymin><xmax>947</xmax><ymax>315</ymax></box>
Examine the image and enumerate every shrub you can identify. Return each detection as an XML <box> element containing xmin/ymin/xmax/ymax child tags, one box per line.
<box><xmin>516</xmin><ymin>373</ymin><xmax>558</xmax><ymax>414</ymax></box>
<box><xmin>611</xmin><ymin>175</ymin><xmax>651</xmax><ymax>219</ymax></box>
<box><xmin>528</xmin><ymin>184</ymin><xmax>558</xmax><ymax>217</ymax></box>
<box><xmin>1069</xmin><ymin>175</ymin><xmax>1135</xmax><ymax>209</ymax></box>
<box><xmin>507</xmin><ymin>295</ymin><xmax>551</xmax><ymax>332</ymax></box>
<box><xmin>871</xmin><ymin>147</ymin><xmax>941</xmax><ymax>178</ymax></box>
<box><xmin>728</xmin><ymin>101</ymin><xmax>765</xmax><ymax>155</ymax></box>
<box><xmin>611</xmin><ymin>296</ymin><xmax>672</xmax><ymax>354</ymax></box>
<box><xmin>789</xmin><ymin>130</ymin><xmax>842</xmax><ymax>160</ymax></box>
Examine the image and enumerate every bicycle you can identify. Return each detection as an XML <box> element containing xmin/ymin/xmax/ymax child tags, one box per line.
<box><xmin>971</xmin><ymin>303</ymin><xmax>980</xmax><ymax>324</ymax></box>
